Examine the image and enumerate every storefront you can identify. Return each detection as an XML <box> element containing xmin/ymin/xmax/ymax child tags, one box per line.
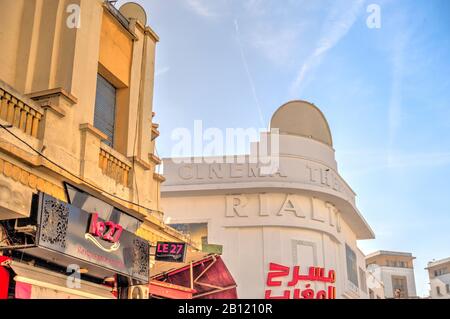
<box><xmin>0</xmin><ymin>185</ymin><xmax>149</xmax><ymax>299</ymax></box>
<box><xmin>161</xmin><ymin>101</ymin><xmax>375</xmax><ymax>299</ymax></box>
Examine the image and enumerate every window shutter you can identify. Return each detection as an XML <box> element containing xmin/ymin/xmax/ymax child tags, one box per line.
<box><xmin>94</xmin><ymin>74</ymin><xmax>116</xmax><ymax>147</ymax></box>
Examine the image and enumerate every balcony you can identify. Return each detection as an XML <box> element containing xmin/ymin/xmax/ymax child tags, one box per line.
<box><xmin>99</xmin><ymin>146</ymin><xmax>131</xmax><ymax>187</ymax></box>
<box><xmin>0</xmin><ymin>82</ymin><xmax>43</xmax><ymax>138</ymax></box>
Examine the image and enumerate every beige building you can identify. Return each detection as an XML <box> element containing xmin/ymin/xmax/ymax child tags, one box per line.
<box><xmin>426</xmin><ymin>257</ymin><xmax>450</xmax><ymax>299</ymax></box>
<box><xmin>0</xmin><ymin>0</ymin><xmax>191</xmax><ymax>299</ymax></box>
<box><xmin>365</xmin><ymin>250</ymin><xmax>417</xmax><ymax>299</ymax></box>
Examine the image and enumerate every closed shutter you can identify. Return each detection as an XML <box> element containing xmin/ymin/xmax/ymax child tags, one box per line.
<box><xmin>94</xmin><ymin>74</ymin><xmax>116</xmax><ymax>147</ymax></box>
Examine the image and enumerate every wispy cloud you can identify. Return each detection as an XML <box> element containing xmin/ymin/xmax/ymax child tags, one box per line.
<box><xmin>387</xmin><ymin>42</ymin><xmax>404</xmax><ymax>158</ymax></box>
<box><xmin>250</xmin><ymin>26</ymin><xmax>300</xmax><ymax>66</ymax></box>
<box><xmin>155</xmin><ymin>66</ymin><xmax>170</xmax><ymax>78</ymax></box>
<box><xmin>289</xmin><ymin>0</ymin><xmax>365</xmax><ymax>96</ymax></box>
<box><xmin>386</xmin><ymin>12</ymin><xmax>414</xmax><ymax>163</ymax></box>
<box><xmin>234</xmin><ymin>19</ymin><xmax>266</xmax><ymax>127</ymax></box>
<box><xmin>243</xmin><ymin>0</ymin><xmax>266</xmax><ymax>16</ymax></box>
<box><xmin>186</xmin><ymin>0</ymin><xmax>216</xmax><ymax>18</ymax></box>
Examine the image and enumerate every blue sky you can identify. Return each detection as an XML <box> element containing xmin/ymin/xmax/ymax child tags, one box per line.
<box><xmin>117</xmin><ymin>0</ymin><xmax>450</xmax><ymax>297</ymax></box>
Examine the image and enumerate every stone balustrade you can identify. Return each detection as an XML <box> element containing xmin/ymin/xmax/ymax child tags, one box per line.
<box><xmin>99</xmin><ymin>146</ymin><xmax>131</xmax><ymax>186</ymax></box>
<box><xmin>0</xmin><ymin>86</ymin><xmax>43</xmax><ymax>138</ymax></box>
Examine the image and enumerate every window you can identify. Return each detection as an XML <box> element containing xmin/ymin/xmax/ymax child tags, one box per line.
<box><xmin>369</xmin><ymin>289</ymin><xmax>374</xmax><ymax>299</ymax></box>
<box><xmin>446</xmin><ymin>284</ymin><xmax>450</xmax><ymax>294</ymax></box>
<box><xmin>94</xmin><ymin>74</ymin><xmax>117</xmax><ymax>147</ymax></box>
<box><xmin>170</xmin><ymin>223</ymin><xmax>208</xmax><ymax>248</ymax></box>
<box><xmin>436</xmin><ymin>286</ymin><xmax>441</xmax><ymax>295</ymax></box>
<box><xmin>359</xmin><ymin>268</ymin><xmax>367</xmax><ymax>293</ymax></box>
<box><xmin>434</xmin><ymin>268</ymin><xmax>447</xmax><ymax>276</ymax></box>
<box><xmin>345</xmin><ymin>244</ymin><xmax>358</xmax><ymax>287</ymax></box>
<box><xmin>391</xmin><ymin>276</ymin><xmax>408</xmax><ymax>298</ymax></box>
<box><xmin>387</xmin><ymin>260</ymin><xmax>406</xmax><ymax>268</ymax></box>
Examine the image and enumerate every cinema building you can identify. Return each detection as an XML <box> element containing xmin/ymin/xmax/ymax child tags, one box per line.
<box><xmin>0</xmin><ymin>1</ymin><xmax>192</xmax><ymax>299</ymax></box>
<box><xmin>161</xmin><ymin>100</ymin><xmax>375</xmax><ymax>299</ymax></box>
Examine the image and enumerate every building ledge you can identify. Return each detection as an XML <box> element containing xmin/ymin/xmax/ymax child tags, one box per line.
<box><xmin>130</xmin><ymin>156</ymin><xmax>152</xmax><ymax>171</ymax></box>
<box><xmin>79</xmin><ymin>123</ymin><xmax>108</xmax><ymax>141</ymax></box>
<box><xmin>27</xmin><ymin>87</ymin><xmax>78</xmax><ymax>105</ymax></box>
<box><xmin>153</xmin><ymin>173</ymin><xmax>165</xmax><ymax>183</ymax></box>
<box><xmin>148</xmin><ymin>153</ymin><xmax>161</xmax><ymax>165</ymax></box>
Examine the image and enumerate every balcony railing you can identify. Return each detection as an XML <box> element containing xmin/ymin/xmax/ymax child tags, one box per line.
<box><xmin>99</xmin><ymin>146</ymin><xmax>131</xmax><ymax>186</ymax></box>
<box><xmin>0</xmin><ymin>86</ymin><xmax>43</xmax><ymax>138</ymax></box>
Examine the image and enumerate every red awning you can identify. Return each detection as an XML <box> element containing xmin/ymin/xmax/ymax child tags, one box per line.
<box><xmin>0</xmin><ymin>256</ymin><xmax>11</xmax><ymax>299</ymax></box>
<box><xmin>152</xmin><ymin>254</ymin><xmax>237</xmax><ymax>299</ymax></box>
<box><xmin>149</xmin><ymin>280</ymin><xmax>196</xmax><ymax>299</ymax></box>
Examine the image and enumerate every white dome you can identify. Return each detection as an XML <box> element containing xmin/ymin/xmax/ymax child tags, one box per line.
<box><xmin>270</xmin><ymin>100</ymin><xmax>333</xmax><ymax>147</ymax></box>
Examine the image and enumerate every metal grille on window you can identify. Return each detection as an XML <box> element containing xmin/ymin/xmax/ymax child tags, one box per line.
<box><xmin>345</xmin><ymin>244</ymin><xmax>358</xmax><ymax>287</ymax></box>
<box><xmin>94</xmin><ymin>74</ymin><xmax>116</xmax><ymax>147</ymax></box>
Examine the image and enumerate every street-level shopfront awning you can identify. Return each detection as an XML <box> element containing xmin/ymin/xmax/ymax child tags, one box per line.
<box><xmin>150</xmin><ymin>251</ymin><xmax>237</xmax><ymax>299</ymax></box>
<box><xmin>7</xmin><ymin>259</ymin><xmax>116</xmax><ymax>299</ymax></box>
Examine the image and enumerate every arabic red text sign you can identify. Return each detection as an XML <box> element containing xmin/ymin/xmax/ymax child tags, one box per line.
<box><xmin>265</xmin><ymin>263</ymin><xmax>336</xmax><ymax>299</ymax></box>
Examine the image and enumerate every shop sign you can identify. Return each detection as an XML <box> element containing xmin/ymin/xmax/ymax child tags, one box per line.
<box><xmin>34</xmin><ymin>193</ymin><xmax>149</xmax><ymax>283</ymax></box>
<box><xmin>85</xmin><ymin>213</ymin><xmax>123</xmax><ymax>252</ymax></box>
<box><xmin>265</xmin><ymin>263</ymin><xmax>336</xmax><ymax>299</ymax></box>
<box><xmin>155</xmin><ymin>242</ymin><xmax>187</xmax><ymax>263</ymax></box>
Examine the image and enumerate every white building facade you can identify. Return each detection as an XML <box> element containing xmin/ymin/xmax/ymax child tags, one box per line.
<box><xmin>365</xmin><ymin>251</ymin><xmax>417</xmax><ymax>299</ymax></box>
<box><xmin>366</xmin><ymin>268</ymin><xmax>386</xmax><ymax>299</ymax></box>
<box><xmin>161</xmin><ymin>101</ymin><xmax>375</xmax><ymax>299</ymax></box>
<box><xmin>426</xmin><ymin>257</ymin><xmax>450</xmax><ymax>299</ymax></box>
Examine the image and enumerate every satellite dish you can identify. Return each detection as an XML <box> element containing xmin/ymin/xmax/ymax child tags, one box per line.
<box><xmin>119</xmin><ymin>2</ymin><xmax>147</xmax><ymax>26</ymax></box>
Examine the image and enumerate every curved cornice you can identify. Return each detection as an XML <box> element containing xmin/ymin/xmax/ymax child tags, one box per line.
<box><xmin>161</xmin><ymin>180</ymin><xmax>374</xmax><ymax>240</ymax></box>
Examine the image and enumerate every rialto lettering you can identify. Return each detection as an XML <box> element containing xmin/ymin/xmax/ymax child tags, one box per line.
<box><xmin>265</xmin><ymin>263</ymin><xmax>336</xmax><ymax>299</ymax></box>
<box><xmin>225</xmin><ymin>194</ymin><xmax>342</xmax><ymax>233</ymax></box>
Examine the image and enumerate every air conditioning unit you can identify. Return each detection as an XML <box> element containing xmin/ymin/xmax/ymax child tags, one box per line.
<box><xmin>127</xmin><ymin>285</ymin><xmax>149</xmax><ymax>299</ymax></box>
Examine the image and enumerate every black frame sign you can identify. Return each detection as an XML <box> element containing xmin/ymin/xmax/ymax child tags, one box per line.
<box><xmin>34</xmin><ymin>193</ymin><xmax>149</xmax><ymax>283</ymax></box>
<box><xmin>155</xmin><ymin>242</ymin><xmax>187</xmax><ymax>263</ymax></box>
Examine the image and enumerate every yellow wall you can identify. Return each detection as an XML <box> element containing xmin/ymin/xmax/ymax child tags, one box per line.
<box><xmin>98</xmin><ymin>10</ymin><xmax>132</xmax><ymax>88</ymax></box>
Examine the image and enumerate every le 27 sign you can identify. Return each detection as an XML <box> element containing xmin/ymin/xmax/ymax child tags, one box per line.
<box><xmin>155</xmin><ymin>242</ymin><xmax>187</xmax><ymax>263</ymax></box>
